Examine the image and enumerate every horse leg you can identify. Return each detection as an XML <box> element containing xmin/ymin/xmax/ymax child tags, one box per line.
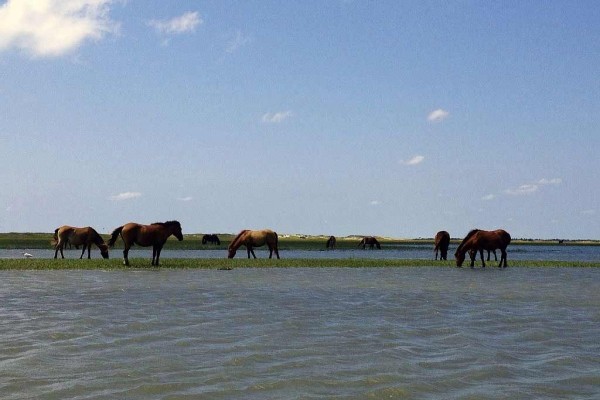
<box><xmin>155</xmin><ymin>246</ymin><xmax>163</xmax><ymax>266</ymax></box>
<box><xmin>250</xmin><ymin>248</ymin><xmax>257</xmax><ymax>259</ymax></box>
<box><xmin>501</xmin><ymin>249</ymin><xmax>507</xmax><ymax>268</ymax></box>
<box><xmin>152</xmin><ymin>246</ymin><xmax>157</xmax><ymax>265</ymax></box>
<box><xmin>269</xmin><ymin>247</ymin><xmax>273</xmax><ymax>259</ymax></box>
<box><xmin>79</xmin><ymin>244</ymin><xmax>87</xmax><ymax>259</ymax></box>
<box><xmin>435</xmin><ymin>249</ymin><xmax>439</xmax><ymax>260</ymax></box>
<box><xmin>123</xmin><ymin>246</ymin><xmax>130</xmax><ymax>266</ymax></box>
<box><xmin>480</xmin><ymin>249</ymin><xmax>486</xmax><ymax>268</ymax></box>
<box><xmin>54</xmin><ymin>242</ymin><xmax>61</xmax><ymax>259</ymax></box>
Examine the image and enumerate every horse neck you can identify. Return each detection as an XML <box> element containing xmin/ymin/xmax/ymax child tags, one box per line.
<box><xmin>91</xmin><ymin>230</ymin><xmax>106</xmax><ymax>247</ymax></box>
<box><xmin>229</xmin><ymin>231</ymin><xmax>248</xmax><ymax>250</ymax></box>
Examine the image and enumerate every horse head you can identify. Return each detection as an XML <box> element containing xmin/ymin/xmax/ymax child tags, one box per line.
<box><xmin>227</xmin><ymin>247</ymin><xmax>237</xmax><ymax>258</ymax></box>
<box><xmin>455</xmin><ymin>250</ymin><xmax>465</xmax><ymax>267</ymax></box>
<box><xmin>99</xmin><ymin>244</ymin><xmax>110</xmax><ymax>259</ymax></box>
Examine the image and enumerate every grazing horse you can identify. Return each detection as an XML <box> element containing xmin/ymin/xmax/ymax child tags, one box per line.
<box><xmin>434</xmin><ymin>230</ymin><xmax>450</xmax><ymax>260</ymax></box>
<box><xmin>53</xmin><ymin>226</ymin><xmax>109</xmax><ymax>259</ymax></box>
<box><xmin>358</xmin><ymin>236</ymin><xmax>381</xmax><ymax>249</ymax></box>
<box><xmin>455</xmin><ymin>229</ymin><xmax>511</xmax><ymax>268</ymax></box>
<box><xmin>202</xmin><ymin>234</ymin><xmax>221</xmax><ymax>245</ymax></box>
<box><xmin>108</xmin><ymin>220</ymin><xmax>183</xmax><ymax>266</ymax></box>
<box><xmin>326</xmin><ymin>235</ymin><xmax>336</xmax><ymax>249</ymax></box>
<box><xmin>228</xmin><ymin>229</ymin><xmax>280</xmax><ymax>259</ymax></box>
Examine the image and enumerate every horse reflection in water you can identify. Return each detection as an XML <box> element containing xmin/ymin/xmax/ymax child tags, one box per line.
<box><xmin>108</xmin><ymin>221</ymin><xmax>183</xmax><ymax>266</ymax></box>
<box><xmin>434</xmin><ymin>230</ymin><xmax>450</xmax><ymax>260</ymax></box>
<box><xmin>53</xmin><ymin>226</ymin><xmax>109</xmax><ymax>259</ymax></box>
<box><xmin>455</xmin><ymin>229</ymin><xmax>511</xmax><ymax>268</ymax></box>
<box><xmin>358</xmin><ymin>236</ymin><xmax>381</xmax><ymax>249</ymax></box>
<box><xmin>228</xmin><ymin>229</ymin><xmax>280</xmax><ymax>259</ymax></box>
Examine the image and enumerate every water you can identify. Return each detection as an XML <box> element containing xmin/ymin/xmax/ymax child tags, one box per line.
<box><xmin>1</xmin><ymin>268</ymin><xmax>599</xmax><ymax>399</ymax></box>
<box><xmin>4</xmin><ymin>244</ymin><xmax>600</xmax><ymax>262</ymax></box>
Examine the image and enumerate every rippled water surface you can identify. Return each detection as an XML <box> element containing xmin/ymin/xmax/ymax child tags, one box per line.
<box><xmin>1</xmin><ymin>268</ymin><xmax>599</xmax><ymax>399</ymax></box>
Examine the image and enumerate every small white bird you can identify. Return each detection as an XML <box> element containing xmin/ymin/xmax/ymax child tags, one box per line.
<box><xmin>22</xmin><ymin>252</ymin><xmax>33</xmax><ymax>258</ymax></box>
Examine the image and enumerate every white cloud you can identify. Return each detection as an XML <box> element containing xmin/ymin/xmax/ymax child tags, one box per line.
<box><xmin>538</xmin><ymin>178</ymin><xmax>562</xmax><ymax>185</ymax></box>
<box><xmin>226</xmin><ymin>30</ymin><xmax>251</xmax><ymax>53</ymax></box>
<box><xmin>401</xmin><ymin>155</ymin><xmax>425</xmax><ymax>166</ymax></box>
<box><xmin>0</xmin><ymin>0</ymin><xmax>118</xmax><ymax>57</ymax></box>
<box><xmin>109</xmin><ymin>192</ymin><xmax>142</xmax><ymax>201</ymax></box>
<box><xmin>177</xmin><ymin>196</ymin><xmax>193</xmax><ymax>202</ymax></box>
<box><xmin>148</xmin><ymin>11</ymin><xmax>202</xmax><ymax>35</ymax></box>
<box><xmin>369</xmin><ymin>200</ymin><xmax>381</xmax><ymax>206</ymax></box>
<box><xmin>262</xmin><ymin>110</ymin><xmax>293</xmax><ymax>123</ymax></box>
<box><xmin>582</xmin><ymin>209</ymin><xmax>596</xmax><ymax>215</ymax></box>
<box><xmin>481</xmin><ymin>194</ymin><xmax>495</xmax><ymax>201</ymax></box>
<box><xmin>427</xmin><ymin>109</ymin><xmax>449</xmax><ymax>123</ymax></box>
<box><xmin>505</xmin><ymin>184</ymin><xmax>539</xmax><ymax>196</ymax></box>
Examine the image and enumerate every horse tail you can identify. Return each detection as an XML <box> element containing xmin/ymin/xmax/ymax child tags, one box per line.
<box><xmin>107</xmin><ymin>226</ymin><xmax>124</xmax><ymax>247</ymax></box>
<box><xmin>51</xmin><ymin>228</ymin><xmax>60</xmax><ymax>247</ymax></box>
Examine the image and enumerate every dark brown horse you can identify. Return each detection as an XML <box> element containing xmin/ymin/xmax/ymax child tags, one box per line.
<box><xmin>326</xmin><ymin>235</ymin><xmax>336</xmax><ymax>249</ymax></box>
<box><xmin>228</xmin><ymin>229</ymin><xmax>280</xmax><ymax>259</ymax></box>
<box><xmin>108</xmin><ymin>220</ymin><xmax>183</xmax><ymax>266</ymax></box>
<box><xmin>53</xmin><ymin>226</ymin><xmax>109</xmax><ymax>259</ymax></box>
<box><xmin>358</xmin><ymin>236</ymin><xmax>381</xmax><ymax>249</ymax></box>
<box><xmin>434</xmin><ymin>230</ymin><xmax>450</xmax><ymax>260</ymax></box>
<box><xmin>455</xmin><ymin>229</ymin><xmax>511</xmax><ymax>268</ymax></box>
<box><xmin>202</xmin><ymin>234</ymin><xmax>221</xmax><ymax>245</ymax></box>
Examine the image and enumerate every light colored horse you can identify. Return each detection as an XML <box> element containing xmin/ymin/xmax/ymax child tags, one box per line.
<box><xmin>108</xmin><ymin>221</ymin><xmax>183</xmax><ymax>266</ymax></box>
<box><xmin>228</xmin><ymin>229</ymin><xmax>280</xmax><ymax>259</ymax></box>
<box><xmin>53</xmin><ymin>226</ymin><xmax>109</xmax><ymax>259</ymax></box>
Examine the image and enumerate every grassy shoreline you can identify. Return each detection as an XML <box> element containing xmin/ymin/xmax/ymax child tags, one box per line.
<box><xmin>1</xmin><ymin>232</ymin><xmax>598</xmax><ymax>250</ymax></box>
<box><xmin>1</xmin><ymin>258</ymin><xmax>599</xmax><ymax>270</ymax></box>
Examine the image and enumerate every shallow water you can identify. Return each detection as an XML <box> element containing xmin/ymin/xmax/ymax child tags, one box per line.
<box><xmin>1</xmin><ymin>267</ymin><xmax>599</xmax><ymax>399</ymax></box>
<box><xmin>4</xmin><ymin>244</ymin><xmax>600</xmax><ymax>262</ymax></box>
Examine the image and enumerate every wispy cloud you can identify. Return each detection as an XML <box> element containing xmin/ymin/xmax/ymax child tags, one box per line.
<box><xmin>369</xmin><ymin>200</ymin><xmax>381</xmax><ymax>206</ymax></box>
<box><xmin>226</xmin><ymin>30</ymin><xmax>252</xmax><ymax>53</ymax></box>
<box><xmin>427</xmin><ymin>109</ymin><xmax>449</xmax><ymax>123</ymax></box>
<box><xmin>582</xmin><ymin>209</ymin><xmax>596</xmax><ymax>215</ymax></box>
<box><xmin>0</xmin><ymin>0</ymin><xmax>118</xmax><ymax>57</ymax></box>
<box><xmin>538</xmin><ymin>178</ymin><xmax>562</xmax><ymax>185</ymax></box>
<box><xmin>109</xmin><ymin>192</ymin><xmax>142</xmax><ymax>201</ymax></box>
<box><xmin>481</xmin><ymin>194</ymin><xmax>495</xmax><ymax>201</ymax></box>
<box><xmin>177</xmin><ymin>196</ymin><xmax>193</xmax><ymax>202</ymax></box>
<box><xmin>505</xmin><ymin>178</ymin><xmax>562</xmax><ymax>196</ymax></box>
<box><xmin>262</xmin><ymin>111</ymin><xmax>293</xmax><ymax>123</ymax></box>
<box><xmin>401</xmin><ymin>155</ymin><xmax>425</xmax><ymax>166</ymax></box>
<box><xmin>147</xmin><ymin>11</ymin><xmax>202</xmax><ymax>35</ymax></box>
<box><xmin>505</xmin><ymin>184</ymin><xmax>539</xmax><ymax>196</ymax></box>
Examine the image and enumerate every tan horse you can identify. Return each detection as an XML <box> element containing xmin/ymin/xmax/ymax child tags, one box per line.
<box><xmin>434</xmin><ymin>230</ymin><xmax>450</xmax><ymax>260</ymax></box>
<box><xmin>228</xmin><ymin>229</ymin><xmax>280</xmax><ymax>259</ymax></box>
<box><xmin>53</xmin><ymin>226</ymin><xmax>109</xmax><ymax>259</ymax></box>
<box><xmin>455</xmin><ymin>229</ymin><xmax>511</xmax><ymax>268</ymax></box>
<box><xmin>108</xmin><ymin>220</ymin><xmax>183</xmax><ymax>266</ymax></box>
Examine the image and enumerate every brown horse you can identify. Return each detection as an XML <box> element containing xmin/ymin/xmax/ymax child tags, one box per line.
<box><xmin>228</xmin><ymin>229</ymin><xmax>280</xmax><ymax>259</ymax></box>
<box><xmin>326</xmin><ymin>235</ymin><xmax>336</xmax><ymax>249</ymax></box>
<box><xmin>108</xmin><ymin>220</ymin><xmax>183</xmax><ymax>266</ymax></box>
<box><xmin>434</xmin><ymin>230</ymin><xmax>450</xmax><ymax>260</ymax></box>
<box><xmin>455</xmin><ymin>229</ymin><xmax>511</xmax><ymax>268</ymax></box>
<box><xmin>358</xmin><ymin>236</ymin><xmax>381</xmax><ymax>249</ymax></box>
<box><xmin>53</xmin><ymin>226</ymin><xmax>109</xmax><ymax>259</ymax></box>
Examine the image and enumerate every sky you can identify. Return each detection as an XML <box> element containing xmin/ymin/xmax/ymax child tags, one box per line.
<box><xmin>1</xmin><ymin>0</ymin><xmax>599</xmax><ymax>239</ymax></box>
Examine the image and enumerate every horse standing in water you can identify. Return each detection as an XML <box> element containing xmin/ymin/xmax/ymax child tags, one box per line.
<box><xmin>108</xmin><ymin>220</ymin><xmax>183</xmax><ymax>266</ymax></box>
<box><xmin>358</xmin><ymin>236</ymin><xmax>381</xmax><ymax>249</ymax></box>
<box><xmin>455</xmin><ymin>229</ymin><xmax>511</xmax><ymax>268</ymax></box>
<box><xmin>228</xmin><ymin>229</ymin><xmax>280</xmax><ymax>259</ymax></box>
<box><xmin>326</xmin><ymin>236</ymin><xmax>336</xmax><ymax>250</ymax></box>
<box><xmin>434</xmin><ymin>230</ymin><xmax>450</xmax><ymax>260</ymax></box>
<box><xmin>202</xmin><ymin>234</ymin><xmax>221</xmax><ymax>245</ymax></box>
<box><xmin>53</xmin><ymin>226</ymin><xmax>109</xmax><ymax>259</ymax></box>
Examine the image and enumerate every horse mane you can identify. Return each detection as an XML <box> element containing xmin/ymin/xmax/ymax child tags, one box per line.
<box><xmin>151</xmin><ymin>220</ymin><xmax>181</xmax><ymax>227</ymax></box>
<box><xmin>456</xmin><ymin>229</ymin><xmax>480</xmax><ymax>253</ymax></box>
<box><xmin>229</xmin><ymin>230</ymin><xmax>249</xmax><ymax>249</ymax></box>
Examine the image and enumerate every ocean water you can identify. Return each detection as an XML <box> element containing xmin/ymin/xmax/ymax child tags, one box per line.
<box><xmin>1</xmin><ymin>267</ymin><xmax>599</xmax><ymax>399</ymax></box>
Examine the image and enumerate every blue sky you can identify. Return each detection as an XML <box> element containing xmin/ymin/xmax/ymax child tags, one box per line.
<box><xmin>1</xmin><ymin>0</ymin><xmax>598</xmax><ymax>239</ymax></box>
